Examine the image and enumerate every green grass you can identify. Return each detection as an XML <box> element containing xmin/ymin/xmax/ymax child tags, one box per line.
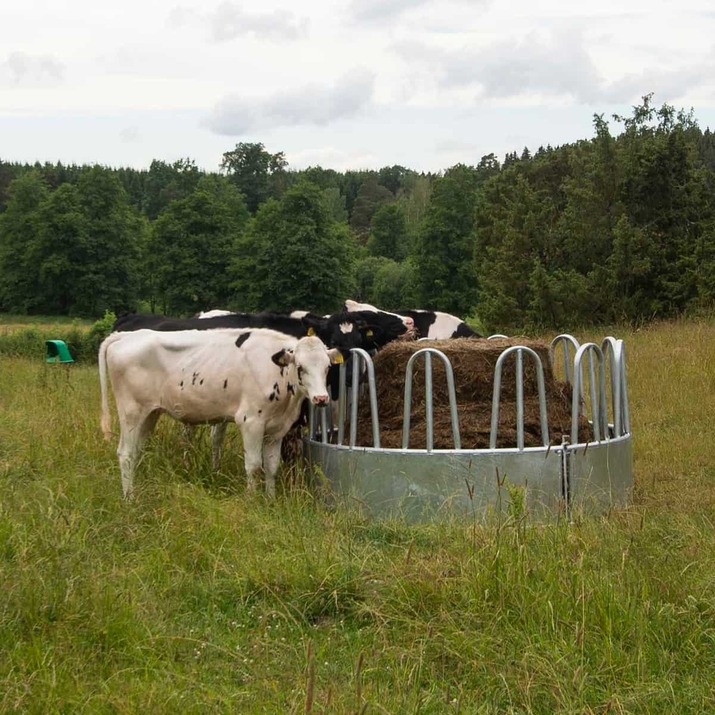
<box><xmin>0</xmin><ymin>314</ymin><xmax>93</xmax><ymax>329</ymax></box>
<box><xmin>1</xmin><ymin>319</ymin><xmax>715</xmax><ymax>713</ymax></box>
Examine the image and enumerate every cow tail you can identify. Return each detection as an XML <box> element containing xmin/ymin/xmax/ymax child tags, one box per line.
<box><xmin>99</xmin><ymin>333</ymin><xmax>118</xmax><ymax>440</ymax></box>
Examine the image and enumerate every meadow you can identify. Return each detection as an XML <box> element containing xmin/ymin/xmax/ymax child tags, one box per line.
<box><xmin>1</xmin><ymin>318</ymin><xmax>714</xmax><ymax>713</ymax></box>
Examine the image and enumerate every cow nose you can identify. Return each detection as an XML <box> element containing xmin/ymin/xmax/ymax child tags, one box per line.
<box><xmin>312</xmin><ymin>395</ymin><xmax>329</xmax><ymax>406</ymax></box>
<box><xmin>404</xmin><ymin>317</ymin><xmax>414</xmax><ymax>329</ymax></box>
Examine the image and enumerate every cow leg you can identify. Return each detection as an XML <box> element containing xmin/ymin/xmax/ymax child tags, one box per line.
<box><xmin>117</xmin><ymin>408</ymin><xmax>159</xmax><ymax>498</ymax></box>
<box><xmin>263</xmin><ymin>437</ymin><xmax>283</xmax><ymax>499</ymax></box>
<box><xmin>210</xmin><ymin>423</ymin><xmax>228</xmax><ymax>470</ymax></box>
<box><xmin>181</xmin><ymin>423</ymin><xmax>196</xmax><ymax>445</ymax></box>
<box><xmin>239</xmin><ymin>418</ymin><xmax>265</xmax><ymax>493</ymax></box>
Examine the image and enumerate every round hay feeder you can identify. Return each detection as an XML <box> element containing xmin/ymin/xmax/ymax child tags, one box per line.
<box><xmin>304</xmin><ymin>334</ymin><xmax>633</xmax><ymax>522</ymax></box>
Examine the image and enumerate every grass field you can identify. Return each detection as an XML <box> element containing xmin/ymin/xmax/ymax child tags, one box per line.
<box><xmin>1</xmin><ymin>318</ymin><xmax>714</xmax><ymax>713</ymax></box>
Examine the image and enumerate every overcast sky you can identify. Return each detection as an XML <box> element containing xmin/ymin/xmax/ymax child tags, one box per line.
<box><xmin>1</xmin><ymin>0</ymin><xmax>714</xmax><ymax>174</ymax></box>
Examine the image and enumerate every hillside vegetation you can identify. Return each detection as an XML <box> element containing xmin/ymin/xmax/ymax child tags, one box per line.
<box><xmin>2</xmin><ymin>96</ymin><xmax>715</xmax><ymax>332</ymax></box>
<box><xmin>1</xmin><ymin>318</ymin><xmax>714</xmax><ymax>713</ymax></box>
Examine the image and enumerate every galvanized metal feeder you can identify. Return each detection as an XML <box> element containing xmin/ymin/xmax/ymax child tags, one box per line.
<box><xmin>304</xmin><ymin>334</ymin><xmax>633</xmax><ymax>522</ymax></box>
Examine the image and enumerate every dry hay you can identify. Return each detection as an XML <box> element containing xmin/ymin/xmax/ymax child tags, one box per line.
<box><xmin>354</xmin><ymin>337</ymin><xmax>590</xmax><ymax>450</ymax></box>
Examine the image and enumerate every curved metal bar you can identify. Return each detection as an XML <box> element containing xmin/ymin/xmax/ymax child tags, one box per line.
<box><xmin>490</xmin><ymin>346</ymin><xmax>549</xmax><ymax>450</ymax></box>
<box><xmin>549</xmin><ymin>334</ymin><xmax>581</xmax><ymax>388</ymax></box>
<box><xmin>320</xmin><ymin>404</ymin><xmax>329</xmax><ymax>444</ymax></box>
<box><xmin>308</xmin><ymin>401</ymin><xmax>315</xmax><ymax>440</ymax></box>
<box><xmin>618</xmin><ymin>341</ymin><xmax>631</xmax><ymax>434</ymax></box>
<box><xmin>571</xmin><ymin>343</ymin><xmax>608</xmax><ymax>446</ymax></box>
<box><xmin>346</xmin><ymin>348</ymin><xmax>380</xmax><ymax>449</ymax></box>
<box><xmin>487</xmin><ymin>334</ymin><xmax>509</xmax><ymax>340</ymax></box>
<box><xmin>601</xmin><ymin>336</ymin><xmax>622</xmax><ymax>437</ymax></box>
<box><xmin>402</xmin><ymin>348</ymin><xmax>461</xmax><ymax>450</ymax></box>
<box><xmin>337</xmin><ymin>359</ymin><xmax>347</xmax><ymax>445</ymax></box>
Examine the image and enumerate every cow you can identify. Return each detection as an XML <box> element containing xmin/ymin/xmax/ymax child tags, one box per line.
<box><xmin>112</xmin><ymin>309</ymin><xmax>415</xmax><ymax>393</ymax></box>
<box><xmin>394</xmin><ymin>309</ymin><xmax>480</xmax><ymax>339</ymax></box>
<box><xmin>343</xmin><ymin>300</ymin><xmax>479</xmax><ymax>340</ymax></box>
<box><xmin>111</xmin><ymin>310</ymin><xmax>412</xmax><ymax>351</ymax></box>
<box><xmin>99</xmin><ymin>328</ymin><xmax>341</xmax><ymax>498</ymax></box>
<box><xmin>107</xmin><ymin>309</ymin><xmax>413</xmax><ymax>467</ymax></box>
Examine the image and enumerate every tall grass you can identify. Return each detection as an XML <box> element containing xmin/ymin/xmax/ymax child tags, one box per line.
<box><xmin>1</xmin><ymin>319</ymin><xmax>714</xmax><ymax>713</ymax></box>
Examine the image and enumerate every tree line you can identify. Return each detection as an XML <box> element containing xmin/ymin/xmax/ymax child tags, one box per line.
<box><xmin>1</xmin><ymin>95</ymin><xmax>714</xmax><ymax>332</ymax></box>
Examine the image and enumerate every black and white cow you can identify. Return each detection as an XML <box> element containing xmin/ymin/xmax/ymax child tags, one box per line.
<box><xmin>111</xmin><ymin>309</ymin><xmax>413</xmax><ymax>394</ymax></box>
<box><xmin>99</xmin><ymin>328</ymin><xmax>341</xmax><ymax>498</ymax></box>
<box><xmin>111</xmin><ymin>310</ymin><xmax>413</xmax><ymax>353</ymax></box>
<box><xmin>344</xmin><ymin>300</ymin><xmax>479</xmax><ymax>340</ymax></box>
<box><xmin>108</xmin><ymin>309</ymin><xmax>414</xmax><ymax>466</ymax></box>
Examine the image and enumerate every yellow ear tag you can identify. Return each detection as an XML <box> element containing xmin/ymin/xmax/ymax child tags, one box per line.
<box><xmin>307</xmin><ymin>327</ymin><xmax>315</xmax><ymax>336</ymax></box>
<box><xmin>366</xmin><ymin>329</ymin><xmax>374</xmax><ymax>336</ymax></box>
<box><xmin>333</xmin><ymin>353</ymin><xmax>344</xmax><ymax>364</ymax></box>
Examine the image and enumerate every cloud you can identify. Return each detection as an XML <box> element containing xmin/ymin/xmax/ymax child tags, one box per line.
<box><xmin>395</xmin><ymin>31</ymin><xmax>601</xmax><ymax>102</ymax></box>
<box><xmin>462</xmin><ymin>31</ymin><xmax>602</xmax><ymax>102</ymax></box>
<box><xmin>205</xmin><ymin>69</ymin><xmax>375</xmax><ymax>135</ymax></box>
<box><xmin>395</xmin><ymin>30</ymin><xmax>715</xmax><ymax>105</ymax></box>
<box><xmin>348</xmin><ymin>0</ymin><xmax>485</xmax><ymax>24</ymax></box>
<box><xmin>1</xmin><ymin>51</ymin><xmax>64</xmax><ymax>87</ymax></box>
<box><xmin>288</xmin><ymin>146</ymin><xmax>382</xmax><ymax>171</ymax></box>
<box><xmin>599</xmin><ymin>63</ymin><xmax>715</xmax><ymax>105</ymax></box>
<box><xmin>119</xmin><ymin>126</ymin><xmax>140</xmax><ymax>143</ymax></box>
<box><xmin>209</xmin><ymin>1</ymin><xmax>308</xmax><ymax>41</ymax></box>
<box><xmin>349</xmin><ymin>0</ymin><xmax>426</xmax><ymax>23</ymax></box>
<box><xmin>168</xmin><ymin>2</ymin><xmax>308</xmax><ymax>41</ymax></box>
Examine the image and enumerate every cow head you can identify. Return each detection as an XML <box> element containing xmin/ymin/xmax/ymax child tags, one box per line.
<box><xmin>301</xmin><ymin>312</ymin><xmax>367</xmax><ymax>355</ymax></box>
<box><xmin>343</xmin><ymin>299</ymin><xmax>415</xmax><ymax>344</ymax></box>
<box><xmin>272</xmin><ymin>336</ymin><xmax>342</xmax><ymax>406</ymax></box>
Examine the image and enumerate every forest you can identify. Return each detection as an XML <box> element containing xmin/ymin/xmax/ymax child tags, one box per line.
<box><xmin>1</xmin><ymin>94</ymin><xmax>715</xmax><ymax>333</ymax></box>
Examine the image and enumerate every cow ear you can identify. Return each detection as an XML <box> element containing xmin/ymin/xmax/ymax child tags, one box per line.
<box><xmin>301</xmin><ymin>313</ymin><xmax>327</xmax><ymax>337</ymax></box>
<box><xmin>328</xmin><ymin>348</ymin><xmax>344</xmax><ymax>365</ymax></box>
<box><xmin>271</xmin><ymin>348</ymin><xmax>295</xmax><ymax>367</ymax></box>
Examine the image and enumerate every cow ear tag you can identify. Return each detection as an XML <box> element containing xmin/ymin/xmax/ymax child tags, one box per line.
<box><xmin>307</xmin><ymin>327</ymin><xmax>315</xmax><ymax>336</ymax></box>
<box><xmin>333</xmin><ymin>353</ymin><xmax>344</xmax><ymax>364</ymax></box>
<box><xmin>366</xmin><ymin>329</ymin><xmax>374</xmax><ymax>336</ymax></box>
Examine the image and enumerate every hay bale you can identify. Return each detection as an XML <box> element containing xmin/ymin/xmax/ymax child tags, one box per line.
<box><xmin>354</xmin><ymin>337</ymin><xmax>589</xmax><ymax>449</ymax></box>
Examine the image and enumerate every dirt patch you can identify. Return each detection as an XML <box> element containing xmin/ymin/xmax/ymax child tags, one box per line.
<box><xmin>354</xmin><ymin>337</ymin><xmax>590</xmax><ymax>449</ymax></box>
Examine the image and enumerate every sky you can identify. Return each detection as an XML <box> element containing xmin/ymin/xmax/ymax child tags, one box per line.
<box><xmin>1</xmin><ymin>0</ymin><xmax>715</xmax><ymax>174</ymax></box>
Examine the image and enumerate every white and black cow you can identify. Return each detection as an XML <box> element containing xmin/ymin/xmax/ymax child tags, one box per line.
<box><xmin>108</xmin><ymin>309</ymin><xmax>413</xmax><ymax>466</ymax></box>
<box><xmin>111</xmin><ymin>310</ymin><xmax>412</xmax><ymax>353</ymax></box>
<box><xmin>111</xmin><ymin>309</ymin><xmax>413</xmax><ymax>395</ymax></box>
<box><xmin>99</xmin><ymin>328</ymin><xmax>341</xmax><ymax>498</ymax></box>
<box><xmin>344</xmin><ymin>300</ymin><xmax>479</xmax><ymax>340</ymax></box>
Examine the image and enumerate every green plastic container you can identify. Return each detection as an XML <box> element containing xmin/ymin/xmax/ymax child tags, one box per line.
<box><xmin>45</xmin><ymin>340</ymin><xmax>74</xmax><ymax>364</ymax></box>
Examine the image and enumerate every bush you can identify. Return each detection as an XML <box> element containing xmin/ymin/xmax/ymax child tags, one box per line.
<box><xmin>0</xmin><ymin>311</ymin><xmax>116</xmax><ymax>363</ymax></box>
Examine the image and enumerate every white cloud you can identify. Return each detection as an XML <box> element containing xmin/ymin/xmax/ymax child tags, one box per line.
<box><xmin>208</xmin><ymin>1</ymin><xmax>308</xmax><ymax>41</ymax></box>
<box><xmin>167</xmin><ymin>2</ymin><xmax>308</xmax><ymax>42</ymax></box>
<box><xmin>348</xmin><ymin>0</ymin><xmax>425</xmax><ymax>22</ymax></box>
<box><xmin>1</xmin><ymin>51</ymin><xmax>64</xmax><ymax>87</ymax></box>
<box><xmin>393</xmin><ymin>26</ymin><xmax>715</xmax><ymax>106</ymax></box>
<box><xmin>205</xmin><ymin>68</ymin><xmax>375</xmax><ymax>134</ymax></box>
<box><xmin>287</xmin><ymin>146</ymin><xmax>382</xmax><ymax>171</ymax></box>
<box><xmin>1</xmin><ymin>0</ymin><xmax>714</xmax><ymax>172</ymax></box>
